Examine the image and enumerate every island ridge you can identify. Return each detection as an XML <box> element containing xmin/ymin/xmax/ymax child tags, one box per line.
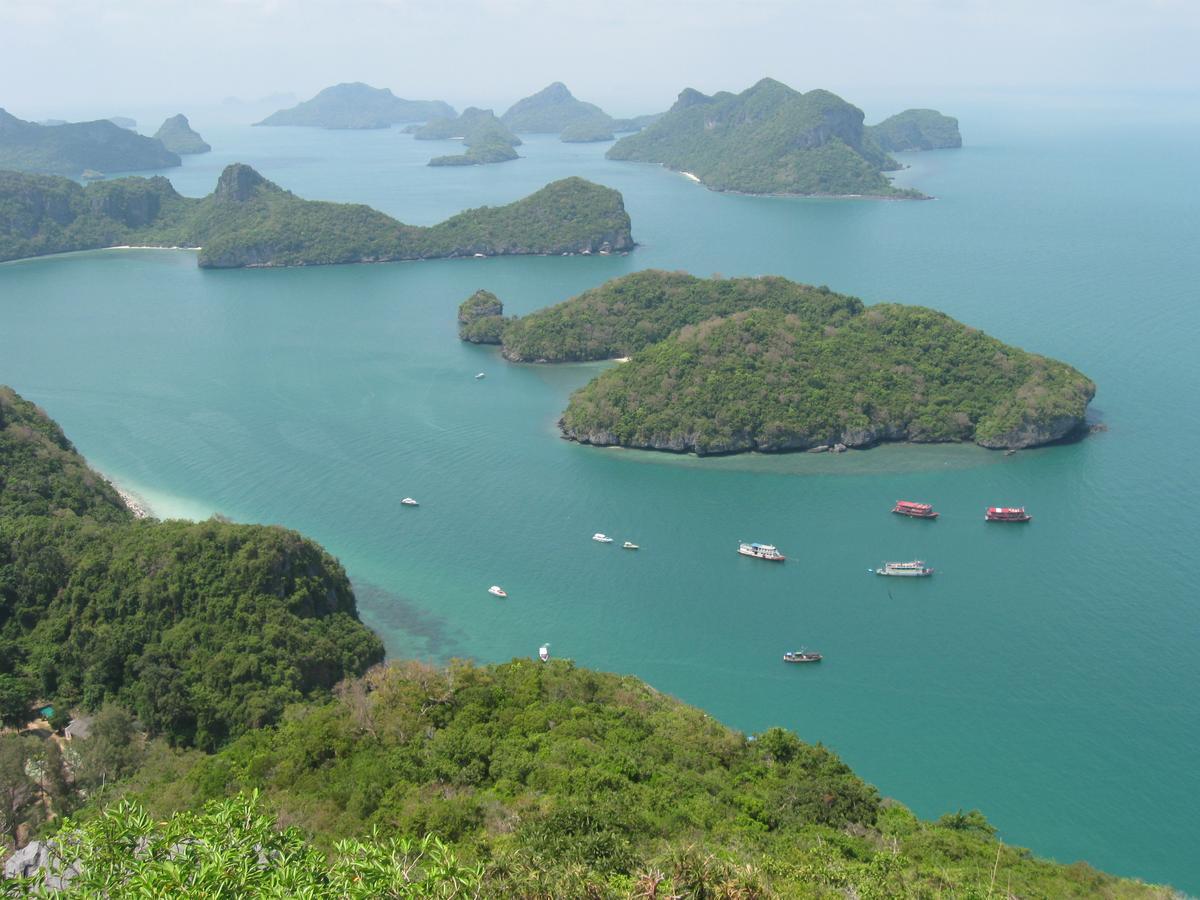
<box><xmin>0</xmin><ymin>165</ymin><xmax>635</xmax><ymax>267</ymax></box>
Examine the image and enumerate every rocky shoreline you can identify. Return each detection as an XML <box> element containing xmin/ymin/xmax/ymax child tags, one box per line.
<box><xmin>559</xmin><ymin>414</ymin><xmax>1091</xmax><ymax>456</ymax></box>
<box><xmin>112</xmin><ymin>484</ymin><xmax>152</xmax><ymax>518</ymax></box>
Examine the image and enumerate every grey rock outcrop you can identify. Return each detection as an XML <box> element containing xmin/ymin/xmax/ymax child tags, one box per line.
<box><xmin>3</xmin><ymin>840</ymin><xmax>80</xmax><ymax>890</ymax></box>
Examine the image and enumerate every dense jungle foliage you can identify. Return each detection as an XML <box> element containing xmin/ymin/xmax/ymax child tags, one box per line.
<box><xmin>15</xmin><ymin>660</ymin><xmax>1171</xmax><ymax>898</ymax></box>
<box><xmin>0</xmin><ymin>387</ymin><xmax>383</xmax><ymax>750</ymax></box>
<box><xmin>560</xmin><ymin>303</ymin><xmax>1095</xmax><ymax>454</ymax></box>
<box><xmin>497</xmin><ymin>270</ymin><xmax>865</xmax><ymax>362</ymax></box>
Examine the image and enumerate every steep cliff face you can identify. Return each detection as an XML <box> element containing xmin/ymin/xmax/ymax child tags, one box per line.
<box><xmin>212</xmin><ymin>163</ymin><xmax>271</xmax><ymax>202</ymax></box>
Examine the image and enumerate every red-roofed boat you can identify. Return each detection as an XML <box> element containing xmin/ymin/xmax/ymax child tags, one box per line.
<box><xmin>892</xmin><ymin>500</ymin><xmax>938</xmax><ymax>519</ymax></box>
<box><xmin>985</xmin><ymin>507</ymin><xmax>1031</xmax><ymax>522</ymax></box>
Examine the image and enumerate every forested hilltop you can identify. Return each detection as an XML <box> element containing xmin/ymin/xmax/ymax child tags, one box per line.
<box><xmin>0</xmin><ymin>166</ymin><xmax>634</xmax><ymax>267</ymax></box>
<box><xmin>0</xmin><ymin>386</ymin><xmax>384</xmax><ymax>751</ymax></box>
<box><xmin>0</xmin><ymin>390</ymin><xmax>1166</xmax><ymax>896</ymax></box>
<box><xmin>0</xmin><ymin>109</ymin><xmax>179</xmax><ymax>177</ymax></box>
<box><xmin>463</xmin><ymin>271</ymin><xmax>1096</xmax><ymax>453</ymax></box>
<box><xmin>606</xmin><ymin>78</ymin><xmax>922</xmax><ymax>197</ymax></box>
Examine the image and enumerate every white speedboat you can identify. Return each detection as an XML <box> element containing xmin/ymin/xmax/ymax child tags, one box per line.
<box><xmin>538</xmin><ymin>644</ymin><xmax>550</xmax><ymax>661</ymax></box>
<box><xmin>623</xmin><ymin>541</ymin><xmax>639</xmax><ymax>550</ymax></box>
<box><xmin>592</xmin><ymin>533</ymin><xmax>614</xmax><ymax>543</ymax></box>
<box><xmin>400</xmin><ymin>497</ymin><xmax>419</xmax><ymax>506</ymax></box>
<box><xmin>475</xmin><ymin>372</ymin><xmax>486</xmax><ymax>379</ymax></box>
<box><xmin>488</xmin><ymin>585</ymin><xmax>507</xmax><ymax>597</ymax></box>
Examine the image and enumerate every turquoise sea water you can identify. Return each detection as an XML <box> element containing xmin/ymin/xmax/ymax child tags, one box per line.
<box><xmin>3</xmin><ymin>105</ymin><xmax>1199</xmax><ymax>890</ymax></box>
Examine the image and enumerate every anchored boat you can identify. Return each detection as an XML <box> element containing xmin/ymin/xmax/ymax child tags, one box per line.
<box><xmin>487</xmin><ymin>585</ymin><xmax>507</xmax><ymax>597</ymax></box>
<box><xmin>592</xmin><ymin>533</ymin><xmax>614</xmax><ymax>543</ymax></box>
<box><xmin>738</xmin><ymin>542</ymin><xmax>786</xmax><ymax>562</ymax></box>
<box><xmin>622</xmin><ymin>541</ymin><xmax>639</xmax><ymax>550</ymax></box>
<box><xmin>875</xmin><ymin>560</ymin><xmax>934</xmax><ymax>577</ymax></box>
<box><xmin>538</xmin><ymin>644</ymin><xmax>550</xmax><ymax>661</ymax></box>
<box><xmin>986</xmin><ymin>506</ymin><xmax>1031</xmax><ymax>522</ymax></box>
<box><xmin>783</xmin><ymin>650</ymin><xmax>823</xmax><ymax>663</ymax></box>
<box><xmin>892</xmin><ymin>500</ymin><xmax>938</xmax><ymax>519</ymax></box>
<box><xmin>400</xmin><ymin>497</ymin><xmax>419</xmax><ymax>506</ymax></box>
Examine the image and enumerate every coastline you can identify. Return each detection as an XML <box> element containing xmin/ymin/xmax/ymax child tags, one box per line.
<box><xmin>109</xmin><ymin>481</ymin><xmax>153</xmax><ymax>519</ymax></box>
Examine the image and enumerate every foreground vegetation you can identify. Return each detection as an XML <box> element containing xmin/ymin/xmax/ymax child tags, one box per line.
<box><xmin>469</xmin><ymin>271</ymin><xmax>1094</xmax><ymax>453</ymax></box>
<box><xmin>8</xmin><ymin>661</ymin><xmax>1173</xmax><ymax>898</ymax></box>
<box><xmin>607</xmin><ymin>79</ymin><xmax>923</xmax><ymax>197</ymax></box>
<box><xmin>0</xmin><ymin>386</ymin><xmax>383</xmax><ymax>751</ymax></box>
<box><xmin>0</xmin><ymin>391</ymin><xmax>1158</xmax><ymax>897</ymax></box>
<box><xmin>0</xmin><ymin>166</ymin><xmax>634</xmax><ymax>267</ymax></box>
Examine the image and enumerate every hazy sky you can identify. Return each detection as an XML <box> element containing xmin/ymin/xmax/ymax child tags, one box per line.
<box><xmin>2</xmin><ymin>0</ymin><xmax>1197</xmax><ymax>121</ymax></box>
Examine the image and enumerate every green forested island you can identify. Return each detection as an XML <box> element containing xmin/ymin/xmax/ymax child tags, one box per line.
<box><xmin>500</xmin><ymin>82</ymin><xmax>611</xmax><ymax>135</ymax></box>
<box><xmin>151</xmin><ymin>114</ymin><xmax>210</xmax><ymax>154</ymax></box>
<box><xmin>458</xmin><ymin>289</ymin><xmax>508</xmax><ymax>342</ymax></box>
<box><xmin>867</xmin><ymin>108</ymin><xmax>963</xmax><ymax>151</ymax></box>
<box><xmin>254</xmin><ymin>82</ymin><xmax>455</xmax><ymax>129</ymax></box>
<box><xmin>0</xmin><ymin>389</ymin><xmax>1166</xmax><ymax>897</ymax></box>
<box><xmin>466</xmin><ymin>271</ymin><xmax>1095</xmax><ymax>453</ymax></box>
<box><xmin>0</xmin><ymin>109</ymin><xmax>179</xmax><ymax>177</ymax></box>
<box><xmin>411</xmin><ymin>107</ymin><xmax>520</xmax><ymax>146</ymax></box>
<box><xmin>415</xmin><ymin>107</ymin><xmax>521</xmax><ymax>166</ymax></box>
<box><xmin>606</xmin><ymin>79</ymin><xmax>923</xmax><ymax>197</ymax></box>
<box><xmin>0</xmin><ymin>166</ymin><xmax>634</xmax><ymax>267</ymax></box>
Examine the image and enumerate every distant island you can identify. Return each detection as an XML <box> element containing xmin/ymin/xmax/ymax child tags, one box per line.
<box><xmin>152</xmin><ymin>114</ymin><xmax>211</xmax><ymax>154</ymax></box>
<box><xmin>607</xmin><ymin>78</ymin><xmax>931</xmax><ymax>197</ymax></box>
<box><xmin>501</xmin><ymin>82</ymin><xmax>608</xmax><ymax>134</ymax></box>
<box><xmin>255</xmin><ymin>82</ymin><xmax>455</xmax><ymax>129</ymax></box>
<box><xmin>611</xmin><ymin>112</ymin><xmax>663</xmax><ymax>133</ymax></box>
<box><xmin>0</xmin><ymin>108</ymin><xmax>179</xmax><ymax>177</ymax></box>
<box><xmin>0</xmin><ymin>165</ymin><xmax>634</xmax><ymax>267</ymax></box>
<box><xmin>413</xmin><ymin>107</ymin><xmax>521</xmax><ymax>167</ymax></box>
<box><xmin>496</xmin><ymin>83</ymin><xmax>662</xmax><ymax>143</ymax></box>
<box><xmin>560</xmin><ymin>118</ymin><xmax>616</xmax><ymax>143</ymax></box>
<box><xmin>868</xmin><ymin>108</ymin><xmax>962</xmax><ymax>151</ymax></box>
<box><xmin>462</xmin><ymin>271</ymin><xmax>1095</xmax><ymax>453</ymax></box>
